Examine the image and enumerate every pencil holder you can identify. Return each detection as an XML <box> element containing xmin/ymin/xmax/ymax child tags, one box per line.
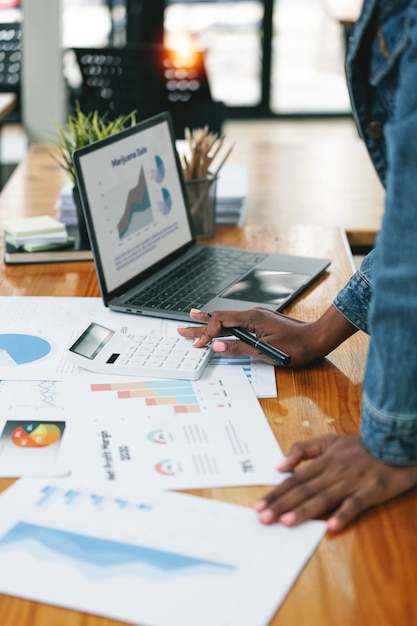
<box><xmin>185</xmin><ymin>175</ymin><xmax>217</xmax><ymax>239</ymax></box>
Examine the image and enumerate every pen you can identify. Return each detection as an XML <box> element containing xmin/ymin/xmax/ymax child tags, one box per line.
<box><xmin>206</xmin><ymin>314</ymin><xmax>291</xmax><ymax>366</ymax></box>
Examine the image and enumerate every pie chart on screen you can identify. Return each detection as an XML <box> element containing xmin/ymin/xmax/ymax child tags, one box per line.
<box><xmin>152</xmin><ymin>155</ymin><xmax>165</xmax><ymax>183</ymax></box>
<box><xmin>0</xmin><ymin>334</ymin><xmax>53</xmax><ymax>367</ymax></box>
<box><xmin>158</xmin><ymin>187</ymin><xmax>172</xmax><ymax>216</ymax></box>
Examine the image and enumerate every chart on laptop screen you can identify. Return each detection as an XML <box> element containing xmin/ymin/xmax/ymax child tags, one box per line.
<box><xmin>78</xmin><ymin>119</ymin><xmax>192</xmax><ymax>292</ymax></box>
<box><xmin>117</xmin><ymin>166</ymin><xmax>153</xmax><ymax>239</ymax></box>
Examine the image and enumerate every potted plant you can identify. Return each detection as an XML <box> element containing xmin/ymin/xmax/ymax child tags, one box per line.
<box><xmin>50</xmin><ymin>102</ymin><xmax>137</xmax><ymax>246</ymax></box>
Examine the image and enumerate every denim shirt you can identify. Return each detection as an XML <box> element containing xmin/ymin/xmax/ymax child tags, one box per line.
<box><xmin>333</xmin><ymin>0</ymin><xmax>417</xmax><ymax>463</ymax></box>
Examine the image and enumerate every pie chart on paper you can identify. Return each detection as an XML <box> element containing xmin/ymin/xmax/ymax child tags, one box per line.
<box><xmin>0</xmin><ymin>334</ymin><xmax>53</xmax><ymax>367</ymax></box>
<box><xmin>11</xmin><ymin>423</ymin><xmax>62</xmax><ymax>448</ymax></box>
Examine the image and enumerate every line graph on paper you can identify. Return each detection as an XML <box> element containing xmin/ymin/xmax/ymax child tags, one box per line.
<box><xmin>0</xmin><ymin>380</ymin><xmax>64</xmax><ymax>413</ymax></box>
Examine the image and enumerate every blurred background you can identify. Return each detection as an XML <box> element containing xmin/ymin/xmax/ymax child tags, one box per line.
<box><xmin>0</xmin><ymin>0</ymin><xmax>354</xmax><ymax>132</ymax></box>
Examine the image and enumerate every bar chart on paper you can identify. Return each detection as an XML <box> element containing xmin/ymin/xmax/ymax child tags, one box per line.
<box><xmin>1</xmin><ymin>484</ymin><xmax>235</xmax><ymax>578</ymax></box>
<box><xmin>67</xmin><ymin>367</ymin><xmax>284</xmax><ymax>489</ymax></box>
<box><xmin>209</xmin><ymin>353</ymin><xmax>277</xmax><ymax>397</ymax></box>
<box><xmin>90</xmin><ymin>379</ymin><xmax>209</xmax><ymax>413</ymax></box>
<box><xmin>0</xmin><ymin>481</ymin><xmax>236</xmax><ymax>626</ymax></box>
<box><xmin>0</xmin><ymin>478</ymin><xmax>326</xmax><ymax>626</ymax></box>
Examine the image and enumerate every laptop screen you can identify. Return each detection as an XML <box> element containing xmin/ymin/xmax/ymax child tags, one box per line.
<box><xmin>74</xmin><ymin>113</ymin><xmax>194</xmax><ymax>295</ymax></box>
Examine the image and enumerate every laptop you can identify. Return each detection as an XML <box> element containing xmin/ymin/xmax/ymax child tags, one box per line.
<box><xmin>73</xmin><ymin>111</ymin><xmax>330</xmax><ymax>321</ymax></box>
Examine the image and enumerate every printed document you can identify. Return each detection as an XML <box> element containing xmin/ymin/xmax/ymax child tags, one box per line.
<box><xmin>0</xmin><ymin>368</ymin><xmax>283</xmax><ymax>488</ymax></box>
<box><xmin>0</xmin><ymin>478</ymin><xmax>326</xmax><ymax>626</ymax></box>
<box><xmin>0</xmin><ymin>296</ymin><xmax>276</xmax><ymax>397</ymax></box>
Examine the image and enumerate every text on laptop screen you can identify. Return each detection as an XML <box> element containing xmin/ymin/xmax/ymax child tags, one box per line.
<box><xmin>77</xmin><ymin>119</ymin><xmax>193</xmax><ymax>293</ymax></box>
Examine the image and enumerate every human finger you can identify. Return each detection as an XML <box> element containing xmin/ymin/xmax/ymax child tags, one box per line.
<box><xmin>326</xmin><ymin>463</ymin><xmax>417</xmax><ymax>532</ymax></box>
<box><xmin>185</xmin><ymin>308</ymin><xmax>266</xmax><ymax>350</ymax></box>
<box><xmin>177</xmin><ymin>309</ymin><xmax>224</xmax><ymax>345</ymax></box>
<box><xmin>254</xmin><ymin>435</ymin><xmax>358</xmax><ymax>523</ymax></box>
<box><xmin>276</xmin><ymin>434</ymin><xmax>338</xmax><ymax>472</ymax></box>
<box><xmin>255</xmin><ymin>437</ymin><xmax>417</xmax><ymax>531</ymax></box>
<box><xmin>254</xmin><ymin>450</ymin><xmax>330</xmax><ymax>518</ymax></box>
<box><xmin>209</xmin><ymin>339</ymin><xmax>276</xmax><ymax>362</ymax></box>
<box><xmin>256</xmin><ymin>457</ymin><xmax>362</xmax><ymax>527</ymax></box>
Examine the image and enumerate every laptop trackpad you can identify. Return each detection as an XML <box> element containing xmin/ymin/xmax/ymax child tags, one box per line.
<box><xmin>220</xmin><ymin>269</ymin><xmax>310</xmax><ymax>306</ymax></box>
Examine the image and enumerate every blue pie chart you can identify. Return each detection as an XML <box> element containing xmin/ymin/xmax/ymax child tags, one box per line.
<box><xmin>159</xmin><ymin>187</ymin><xmax>172</xmax><ymax>215</ymax></box>
<box><xmin>153</xmin><ymin>155</ymin><xmax>165</xmax><ymax>183</ymax></box>
<box><xmin>0</xmin><ymin>334</ymin><xmax>52</xmax><ymax>367</ymax></box>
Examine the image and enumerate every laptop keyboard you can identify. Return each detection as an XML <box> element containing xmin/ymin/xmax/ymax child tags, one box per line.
<box><xmin>125</xmin><ymin>247</ymin><xmax>267</xmax><ymax>313</ymax></box>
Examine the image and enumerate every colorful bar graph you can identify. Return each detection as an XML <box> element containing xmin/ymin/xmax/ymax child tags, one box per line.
<box><xmin>145</xmin><ymin>396</ymin><xmax>177</xmax><ymax>405</ymax></box>
<box><xmin>174</xmin><ymin>405</ymin><xmax>201</xmax><ymax>414</ymax></box>
<box><xmin>118</xmin><ymin>389</ymin><xmax>158</xmax><ymax>398</ymax></box>
<box><xmin>90</xmin><ymin>380</ymin><xmax>201</xmax><ymax>413</ymax></box>
<box><xmin>91</xmin><ymin>381</ymin><xmax>193</xmax><ymax>392</ymax></box>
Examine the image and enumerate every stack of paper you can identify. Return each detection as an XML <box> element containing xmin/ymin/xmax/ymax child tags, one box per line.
<box><xmin>216</xmin><ymin>162</ymin><xmax>248</xmax><ymax>226</ymax></box>
<box><xmin>0</xmin><ymin>295</ymin><xmax>326</xmax><ymax>626</ymax></box>
<box><xmin>2</xmin><ymin>215</ymin><xmax>74</xmax><ymax>252</ymax></box>
<box><xmin>54</xmin><ymin>182</ymin><xmax>78</xmax><ymax>225</ymax></box>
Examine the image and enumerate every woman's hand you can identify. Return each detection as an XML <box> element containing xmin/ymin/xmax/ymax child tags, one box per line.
<box><xmin>254</xmin><ymin>434</ymin><xmax>417</xmax><ymax>532</ymax></box>
<box><xmin>178</xmin><ymin>305</ymin><xmax>358</xmax><ymax>367</ymax></box>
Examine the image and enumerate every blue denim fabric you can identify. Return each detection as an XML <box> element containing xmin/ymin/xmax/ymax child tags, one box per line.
<box><xmin>346</xmin><ymin>0</ymin><xmax>411</xmax><ymax>184</ymax></box>
<box><xmin>336</xmin><ymin>0</ymin><xmax>417</xmax><ymax>464</ymax></box>
<box><xmin>333</xmin><ymin>251</ymin><xmax>374</xmax><ymax>334</ymax></box>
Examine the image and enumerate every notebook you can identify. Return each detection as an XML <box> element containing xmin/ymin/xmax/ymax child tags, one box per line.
<box><xmin>73</xmin><ymin>111</ymin><xmax>330</xmax><ymax>321</ymax></box>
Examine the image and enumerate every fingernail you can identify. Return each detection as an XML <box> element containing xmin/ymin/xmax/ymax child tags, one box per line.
<box><xmin>327</xmin><ymin>517</ymin><xmax>342</xmax><ymax>532</ymax></box>
<box><xmin>253</xmin><ymin>499</ymin><xmax>267</xmax><ymax>512</ymax></box>
<box><xmin>276</xmin><ymin>458</ymin><xmax>288</xmax><ymax>470</ymax></box>
<box><xmin>258</xmin><ymin>509</ymin><xmax>275</xmax><ymax>524</ymax></box>
<box><xmin>212</xmin><ymin>341</ymin><xmax>227</xmax><ymax>353</ymax></box>
<box><xmin>279</xmin><ymin>512</ymin><xmax>297</xmax><ymax>526</ymax></box>
<box><xmin>190</xmin><ymin>308</ymin><xmax>202</xmax><ymax>315</ymax></box>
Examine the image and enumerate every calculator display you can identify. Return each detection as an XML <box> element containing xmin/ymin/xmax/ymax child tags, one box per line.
<box><xmin>69</xmin><ymin>323</ymin><xmax>114</xmax><ymax>360</ymax></box>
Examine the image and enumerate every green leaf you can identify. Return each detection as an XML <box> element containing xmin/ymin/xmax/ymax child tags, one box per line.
<box><xmin>48</xmin><ymin>101</ymin><xmax>137</xmax><ymax>185</ymax></box>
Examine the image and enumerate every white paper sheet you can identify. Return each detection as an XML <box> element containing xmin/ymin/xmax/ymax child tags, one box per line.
<box><xmin>0</xmin><ymin>296</ymin><xmax>276</xmax><ymax>397</ymax></box>
<box><xmin>0</xmin><ymin>367</ymin><xmax>283</xmax><ymax>487</ymax></box>
<box><xmin>0</xmin><ymin>478</ymin><xmax>326</xmax><ymax>626</ymax></box>
<box><xmin>64</xmin><ymin>366</ymin><xmax>283</xmax><ymax>489</ymax></box>
<box><xmin>0</xmin><ymin>379</ymin><xmax>70</xmax><ymax>477</ymax></box>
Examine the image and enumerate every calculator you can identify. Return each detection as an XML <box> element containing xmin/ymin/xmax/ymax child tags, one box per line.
<box><xmin>67</xmin><ymin>322</ymin><xmax>212</xmax><ymax>380</ymax></box>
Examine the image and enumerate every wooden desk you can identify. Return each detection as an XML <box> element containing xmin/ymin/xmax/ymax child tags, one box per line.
<box><xmin>0</xmin><ymin>146</ymin><xmax>416</xmax><ymax>626</ymax></box>
<box><xmin>225</xmin><ymin>119</ymin><xmax>384</xmax><ymax>251</ymax></box>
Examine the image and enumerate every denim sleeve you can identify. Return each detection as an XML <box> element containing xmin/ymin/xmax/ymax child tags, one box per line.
<box><xmin>333</xmin><ymin>251</ymin><xmax>374</xmax><ymax>335</ymax></box>
<box><xmin>360</xmin><ymin>3</ymin><xmax>417</xmax><ymax>465</ymax></box>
